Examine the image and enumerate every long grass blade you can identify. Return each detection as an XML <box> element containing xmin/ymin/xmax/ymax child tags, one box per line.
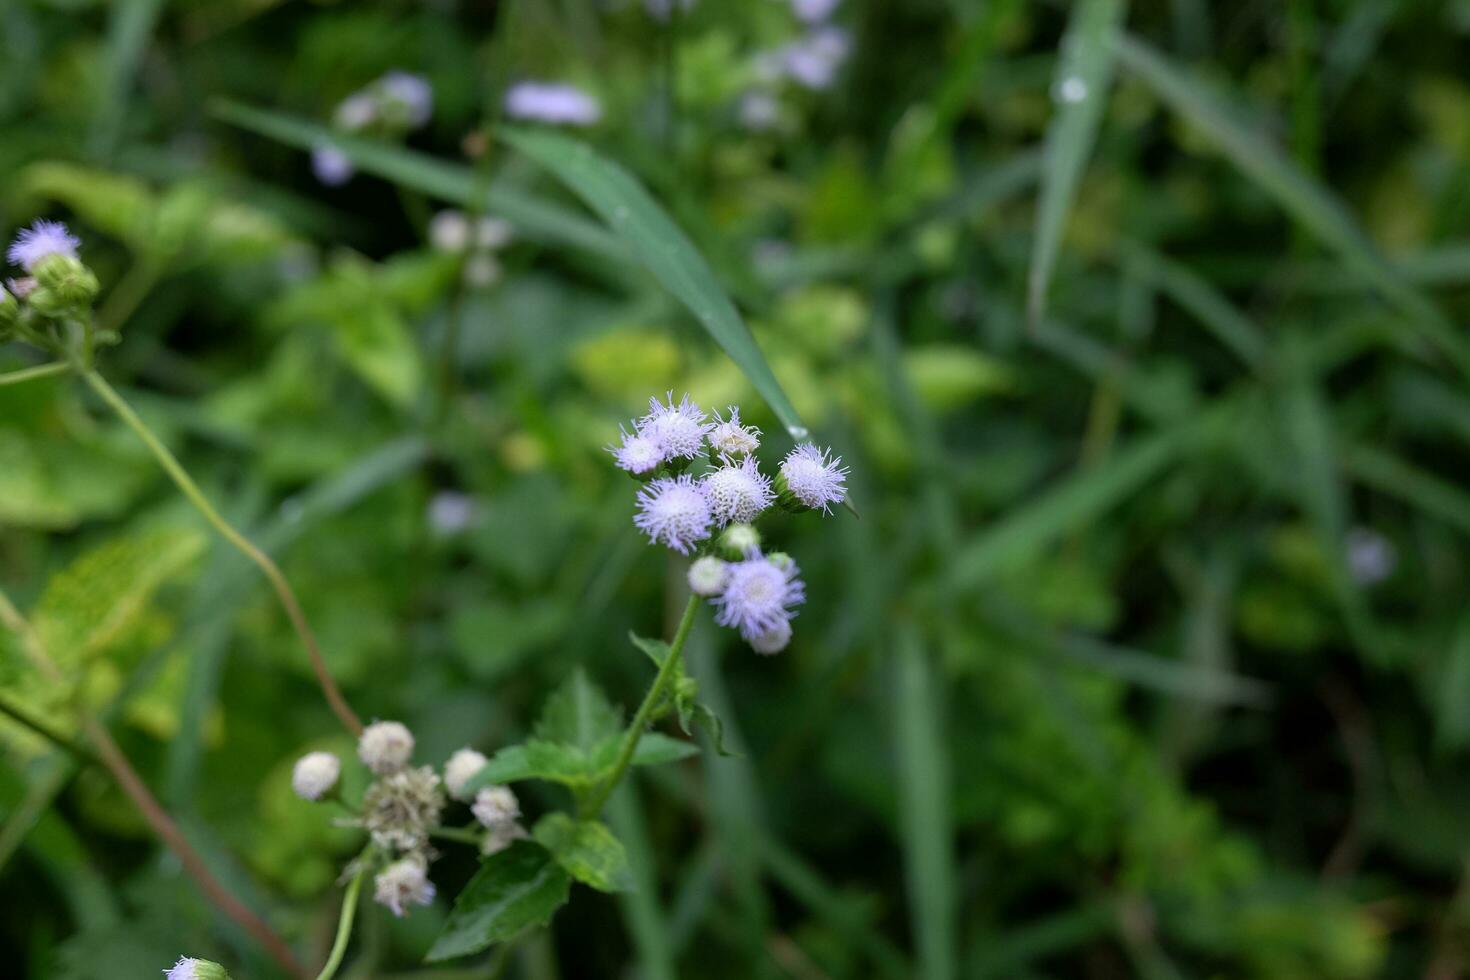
<box><xmin>1028</xmin><ymin>0</ymin><xmax>1129</xmax><ymax>324</ymax></box>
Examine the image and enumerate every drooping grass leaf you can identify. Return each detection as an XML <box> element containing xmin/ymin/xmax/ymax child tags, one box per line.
<box><xmin>533</xmin><ymin>813</ymin><xmax>634</xmax><ymax>893</ymax></box>
<box><xmin>1113</xmin><ymin>33</ymin><xmax>1470</xmax><ymax>379</ymax></box>
<box><xmin>210</xmin><ymin>100</ymin><xmax>624</xmax><ymax>261</ymax></box>
<box><xmin>497</xmin><ymin>127</ymin><xmax>809</xmax><ymax>440</ymax></box>
<box><xmin>1028</xmin><ymin>0</ymin><xmax>1129</xmax><ymax>324</ymax></box>
<box><xmin>427</xmin><ymin>841</ymin><xmax>571</xmax><ymax>962</ymax></box>
<box><xmin>1118</xmin><ymin>239</ymin><xmax>1267</xmax><ymax>368</ymax></box>
<box><xmin>893</xmin><ymin>626</ymin><xmax>956</xmax><ymax>980</ymax></box>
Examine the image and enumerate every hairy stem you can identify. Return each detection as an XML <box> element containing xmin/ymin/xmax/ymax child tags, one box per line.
<box><xmin>0</xmin><ymin>361</ymin><xmax>70</xmax><ymax>386</ymax></box>
<box><xmin>580</xmin><ymin>593</ymin><xmax>699</xmax><ymax>819</ymax></box>
<box><xmin>79</xmin><ymin>368</ymin><xmax>362</xmax><ymax>735</ymax></box>
<box><xmin>0</xmin><ymin>589</ymin><xmax>307</xmax><ymax>978</ymax></box>
<box><xmin>315</xmin><ymin>864</ymin><xmax>366</xmax><ymax>980</ymax></box>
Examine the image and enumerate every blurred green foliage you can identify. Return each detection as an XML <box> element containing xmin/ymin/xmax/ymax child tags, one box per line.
<box><xmin>6</xmin><ymin>0</ymin><xmax>1470</xmax><ymax>977</ymax></box>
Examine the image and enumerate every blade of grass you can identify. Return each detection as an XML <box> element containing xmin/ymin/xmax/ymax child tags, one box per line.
<box><xmin>1117</xmin><ymin>239</ymin><xmax>1267</xmax><ymax>369</ymax></box>
<box><xmin>90</xmin><ymin>0</ymin><xmax>163</xmax><ymax>157</ymax></box>
<box><xmin>1028</xmin><ymin>0</ymin><xmax>1129</xmax><ymax>325</ymax></box>
<box><xmin>1113</xmin><ymin>33</ymin><xmax>1470</xmax><ymax>380</ymax></box>
<box><xmin>893</xmin><ymin>625</ymin><xmax>956</xmax><ymax>980</ymax></box>
<box><xmin>497</xmin><ymin>126</ymin><xmax>808</xmax><ymax>441</ymax></box>
<box><xmin>1345</xmin><ymin>445</ymin><xmax>1470</xmax><ymax>536</ymax></box>
<box><xmin>210</xmin><ymin>100</ymin><xmax>624</xmax><ymax>262</ymax></box>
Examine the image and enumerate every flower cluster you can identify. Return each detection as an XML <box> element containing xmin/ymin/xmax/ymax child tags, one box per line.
<box><xmin>738</xmin><ymin>0</ymin><xmax>851</xmax><ymax>131</ymax></box>
<box><xmin>291</xmin><ymin>723</ymin><xmax>529</xmax><ymax>918</ymax></box>
<box><xmin>2</xmin><ymin>220</ymin><xmax>101</xmax><ymax>350</ymax></box>
<box><xmin>612</xmin><ymin>392</ymin><xmax>847</xmax><ymax>654</ymax></box>
<box><xmin>428</xmin><ymin>209</ymin><xmax>514</xmax><ymax>288</ymax></box>
<box><xmin>504</xmin><ymin>81</ymin><xmax>602</xmax><ymax>126</ymax></box>
<box><xmin>313</xmin><ymin>70</ymin><xmax>433</xmax><ymax>186</ymax></box>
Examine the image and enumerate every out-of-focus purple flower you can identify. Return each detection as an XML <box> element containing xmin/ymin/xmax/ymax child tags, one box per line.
<box><xmin>645</xmin><ymin>0</ymin><xmax>695</xmax><ymax>20</ymax></box>
<box><xmin>777</xmin><ymin>442</ymin><xmax>849</xmax><ymax>514</ymax></box>
<box><xmin>749</xmin><ymin>617</ymin><xmax>792</xmax><ymax>655</ymax></box>
<box><xmin>1346</xmin><ymin>527</ymin><xmax>1397</xmax><ymax>585</ymax></box>
<box><xmin>311</xmin><ymin>144</ymin><xmax>354</xmax><ymax>186</ymax></box>
<box><xmin>7</xmin><ymin>220</ymin><xmax>80</xmax><ymax>271</ymax></box>
<box><xmin>739</xmin><ymin>91</ymin><xmax>781</xmax><ymax>131</ymax></box>
<box><xmin>712</xmin><ymin>550</ymin><xmax>805</xmax><ymax>644</ymax></box>
<box><xmin>428</xmin><ymin>491</ymin><xmax>477</xmax><ymax>535</ymax></box>
<box><xmin>379</xmin><ymin>70</ymin><xmax>433</xmax><ymax>128</ymax></box>
<box><xmin>781</xmin><ymin>26</ymin><xmax>851</xmax><ymax>90</ymax></box>
<box><xmin>504</xmin><ymin>81</ymin><xmax>602</xmax><ymax>126</ymax></box>
<box><xmin>791</xmin><ymin>0</ymin><xmax>840</xmax><ymax>23</ymax></box>
<box><xmin>634</xmin><ymin>474</ymin><xmax>713</xmax><ymax>554</ymax></box>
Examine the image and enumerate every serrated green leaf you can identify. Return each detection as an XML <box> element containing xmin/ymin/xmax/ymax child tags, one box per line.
<box><xmin>630</xmin><ymin>733</ymin><xmax>699</xmax><ymax>766</ymax></box>
<box><xmin>464</xmin><ymin>732</ymin><xmax>697</xmax><ymax>796</ymax></box>
<box><xmin>533</xmin><ymin>813</ymin><xmax>633</xmax><ymax>894</ymax></box>
<box><xmin>689</xmin><ymin>702</ymin><xmax>738</xmax><ymax>758</ymax></box>
<box><xmin>426</xmin><ymin>841</ymin><xmax>571</xmax><ymax>962</ymax></box>
<box><xmin>498</xmin><ymin>126</ymin><xmax>808</xmax><ymax>440</ymax></box>
<box><xmin>534</xmin><ymin>669</ymin><xmax>623</xmax><ymax>751</ymax></box>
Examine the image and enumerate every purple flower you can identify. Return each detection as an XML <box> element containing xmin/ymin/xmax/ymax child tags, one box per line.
<box><xmin>749</xmin><ymin>617</ymin><xmax>792</xmax><ymax>655</ymax></box>
<box><xmin>610</xmin><ymin>428</ymin><xmax>665</xmax><ymax>476</ymax></box>
<box><xmin>791</xmin><ymin>0</ymin><xmax>840</xmax><ymax>23</ymax></box>
<box><xmin>781</xmin><ymin>26</ymin><xmax>851</xmax><ymax>90</ymax></box>
<box><xmin>504</xmin><ymin>82</ymin><xmax>602</xmax><ymax>126</ymax></box>
<box><xmin>778</xmin><ymin>442</ymin><xmax>848</xmax><ymax>514</ymax></box>
<box><xmin>702</xmin><ymin>454</ymin><xmax>774</xmax><ymax>527</ymax></box>
<box><xmin>712</xmin><ymin>550</ymin><xmax>805</xmax><ymax>643</ymax></box>
<box><xmin>1346</xmin><ymin>527</ymin><xmax>1396</xmax><ymax>585</ymax></box>
<box><xmin>7</xmin><ymin>220</ymin><xmax>80</xmax><ymax>271</ymax></box>
<box><xmin>311</xmin><ymin>144</ymin><xmax>354</xmax><ymax>186</ymax></box>
<box><xmin>638</xmin><ymin>391</ymin><xmax>712</xmax><ymax>462</ymax></box>
<box><xmin>739</xmin><ymin>91</ymin><xmax>781</xmax><ymax>132</ymax></box>
<box><xmin>634</xmin><ymin>474</ymin><xmax>713</xmax><ymax>554</ymax></box>
<box><xmin>379</xmin><ymin>70</ymin><xmax>433</xmax><ymax>128</ymax></box>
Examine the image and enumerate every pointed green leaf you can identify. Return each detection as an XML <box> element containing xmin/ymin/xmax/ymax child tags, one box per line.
<box><xmin>497</xmin><ymin>126</ymin><xmax>808</xmax><ymax>439</ymax></box>
<box><xmin>534</xmin><ymin>669</ymin><xmax>622</xmax><ymax>751</ymax></box>
<box><xmin>533</xmin><ymin>813</ymin><xmax>634</xmax><ymax>893</ymax></box>
<box><xmin>1029</xmin><ymin>0</ymin><xmax>1129</xmax><ymax>323</ymax></box>
<box><xmin>426</xmin><ymin>841</ymin><xmax>571</xmax><ymax>962</ymax></box>
<box><xmin>629</xmin><ymin>631</ymin><xmax>672</xmax><ymax>668</ymax></box>
<box><xmin>630</xmin><ymin>732</ymin><xmax>699</xmax><ymax>767</ymax></box>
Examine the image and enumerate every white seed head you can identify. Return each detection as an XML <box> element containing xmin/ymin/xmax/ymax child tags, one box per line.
<box><xmin>634</xmin><ymin>474</ymin><xmax>713</xmax><ymax>554</ymax></box>
<box><xmin>444</xmin><ymin>748</ymin><xmax>489</xmax><ymax>801</ymax></box>
<box><xmin>362</xmin><ymin>765</ymin><xmax>445</xmax><ymax>852</ymax></box>
<box><xmin>778</xmin><ymin>442</ymin><xmax>849</xmax><ymax>514</ymax></box>
<box><xmin>688</xmin><ymin>556</ymin><xmax>729</xmax><ymax>597</ymax></box>
<box><xmin>374</xmin><ymin>856</ymin><xmax>436</xmax><ymax>917</ymax></box>
<box><xmin>358</xmin><ymin>720</ymin><xmax>415</xmax><ymax>775</ymax></box>
<box><xmin>708</xmin><ymin>407</ymin><xmax>761</xmax><ymax>456</ymax></box>
<box><xmin>471</xmin><ymin>785</ymin><xmax>521</xmax><ymax>829</ymax></box>
<box><xmin>749</xmin><ymin>617</ymin><xmax>792</xmax><ymax>655</ymax></box>
<box><xmin>702</xmin><ymin>455</ymin><xmax>774</xmax><ymax>527</ymax></box>
<box><xmin>483</xmin><ymin>820</ymin><xmax>530</xmax><ymax>855</ymax></box>
<box><xmin>291</xmin><ymin>751</ymin><xmax>341</xmax><ymax>801</ymax></box>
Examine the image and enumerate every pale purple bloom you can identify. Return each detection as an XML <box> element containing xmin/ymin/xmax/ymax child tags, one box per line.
<box><xmin>1346</xmin><ymin>527</ymin><xmax>1396</xmax><ymax>585</ymax></box>
<box><xmin>471</xmin><ymin>785</ymin><xmax>521</xmax><ymax>829</ymax></box>
<box><xmin>702</xmin><ymin>454</ymin><xmax>774</xmax><ymax>527</ymax></box>
<box><xmin>708</xmin><ymin>406</ymin><xmax>761</xmax><ymax>456</ymax></box>
<box><xmin>505</xmin><ymin>81</ymin><xmax>602</xmax><ymax>126</ymax></box>
<box><xmin>712</xmin><ymin>551</ymin><xmax>805</xmax><ymax>643</ymax></box>
<box><xmin>380</xmin><ymin>70</ymin><xmax>433</xmax><ymax>128</ymax></box>
<box><xmin>739</xmin><ymin>91</ymin><xmax>781</xmax><ymax>131</ymax></box>
<box><xmin>374</xmin><ymin>858</ymin><xmax>436</xmax><ymax>917</ymax></box>
<box><xmin>334</xmin><ymin>92</ymin><xmax>378</xmax><ymax>131</ymax></box>
<box><xmin>792</xmin><ymin>0</ymin><xmax>840</xmax><ymax>23</ymax></box>
<box><xmin>638</xmin><ymin>391</ymin><xmax>712</xmax><ymax>462</ymax></box>
<box><xmin>779</xmin><ymin>442</ymin><xmax>848</xmax><ymax>513</ymax></box>
<box><xmin>164</xmin><ymin>959</ymin><xmax>201</xmax><ymax>980</ymax></box>
<box><xmin>311</xmin><ymin>144</ymin><xmax>354</xmax><ymax>186</ymax></box>
<box><xmin>634</xmin><ymin>474</ymin><xmax>713</xmax><ymax>554</ymax></box>
<box><xmin>7</xmin><ymin>220</ymin><xmax>80</xmax><ymax>271</ymax></box>
<box><xmin>428</xmin><ymin>491</ymin><xmax>477</xmax><ymax>535</ymax></box>
<box><xmin>749</xmin><ymin>617</ymin><xmax>792</xmax><ymax>655</ymax></box>
<box><xmin>781</xmin><ymin>27</ymin><xmax>851</xmax><ymax>90</ymax></box>
<box><xmin>610</xmin><ymin>428</ymin><xmax>665</xmax><ymax>476</ymax></box>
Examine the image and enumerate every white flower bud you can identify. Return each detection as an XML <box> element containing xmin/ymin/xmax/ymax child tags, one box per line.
<box><xmin>444</xmin><ymin>748</ymin><xmax>489</xmax><ymax>801</ymax></box>
<box><xmin>358</xmin><ymin>720</ymin><xmax>414</xmax><ymax>775</ymax></box>
<box><xmin>483</xmin><ymin>820</ymin><xmax>529</xmax><ymax>855</ymax></box>
<box><xmin>429</xmin><ymin>210</ymin><xmax>471</xmax><ymax>253</ymax></box>
<box><xmin>687</xmin><ymin>556</ymin><xmax>729</xmax><ymax>597</ymax></box>
<box><xmin>291</xmin><ymin>751</ymin><xmax>341</xmax><ymax>801</ymax></box>
<box><xmin>373</xmin><ymin>856</ymin><xmax>436</xmax><ymax>917</ymax></box>
<box><xmin>471</xmin><ymin>785</ymin><xmax>521</xmax><ymax>829</ymax></box>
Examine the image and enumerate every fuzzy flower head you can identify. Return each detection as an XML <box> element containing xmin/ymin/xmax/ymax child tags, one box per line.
<box><xmin>712</xmin><ymin>550</ymin><xmax>806</xmax><ymax>643</ymax></box>
<box><xmin>638</xmin><ymin>392</ymin><xmax>712</xmax><ymax>462</ymax></box>
<box><xmin>702</xmin><ymin>454</ymin><xmax>774</xmax><ymax>527</ymax></box>
<box><xmin>374</xmin><ymin>856</ymin><xmax>436</xmax><ymax>917</ymax></box>
<box><xmin>484</xmin><ymin>820</ymin><xmax>531</xmax><ymax>855</ymax></box>
<box><xmin>292</xmin><ymin>751</ymin><xmax>341</xmax><ymax>801</ymax></box>
<box><xmin>505</xmin><ymin>81</ymin><xmax>602</xmax><ymax>126</ymax></box>
<box><xmin>358</xmin><ymin>720</ymin><xmax>415</xmax><ymax>775</ymax></box>
<box><xmin>362</xmin><ymin>765</ymin><xmax>446</xmax><ymax>852</ymax></box>
<box><xmin>610</xmin><ymin>427</ymin><xmax>664</xmax><ymax>476</ymax></box>
<box><xmin>7</xmin><ymin>220</ymin><xmax>80</xmax><ymax>272</ymax></box>
<box><xmin>688</xmin><ymin>556</ymin><xmax>729</xmax><ymax>597</ymax></box>
<box><xmin>777</xmin><ymin>442</ymin><xmax>849</xmax><ymax>514</ymax></box>
<box><xmin>634</xmin><ymin>474</ymin><xmax>713</xmax><ymax>554</ymax></box>
<box><xmin>471</xmin><ymin>785</ymin><xmax>521</xmax><ymax>829</ymax></box>
<box><xmin>708</xmin><ymin>407</ymin><xmax>761</xmax><ymax>456</ymax></box>
<box><xmin>749</xmin><ymin>617</ymin><xmax>792</xmax><ymax>655</ymax></box>
<box><xmin>311</xmin><ymin>144</ymin><xmax>354</xmax><ymax>186</ymax></box>
<box><xmin>444</xmin><ymin>747</ymin><xmax>488</xmax><ymax>801</ymax></box>
<box><xmin>164</xmin><ymin>958</ymin><xmax>228</xmax><ymax>980</ymax></box>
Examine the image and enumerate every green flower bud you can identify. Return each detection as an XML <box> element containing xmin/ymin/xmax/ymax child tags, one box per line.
<box><xmin>717</xmin><ymin>523</ymin><xmax>761</xmax><ymax>560</ymax></box>
<box><xmin>166</xmin><ymin>956</ymin><xmax>231</xmax><ymax>980</ymax></box>
<box><xmin>0</xmin><ymin>286</ymin><xmax>17</xmax><ymax>333</ymax></box>
<box><xmin>675</xmin><ymin>676</ymin><xmax>699</xmax><ymax>702</ymax></box>
<box><xmin>30</xmin><ymin>254</ymin><xmax>99</xmax><ymax>313</ymax></box>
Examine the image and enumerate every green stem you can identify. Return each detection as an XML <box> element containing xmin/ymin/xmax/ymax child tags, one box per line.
<box><xmin>0</xmin><ymin>697</ymin><xmax>99</xmax><ymax>765</ymax></box>
<box><xmin>78</xmin><ymin>368</ymin><xmax>363</xmax><ymax>735</ymax></box>
<box><xmin>580</xmin><ymin>593</ymin><xmax>700</xmax><ymax>819</ymax></box>
<box><xmin>0</xmin><ymin>362</ymin><xmax>70</xmax><ymax>386</ymax></box>
<box><xmin>316</xmin><ymin>864</ymin><xmax>366</xmax><ymax>980</ymax></box>
<box><xmin>96</xmin><ymin>260</ymin><xmax>161</xmax><ymax>336</ymax></box>
<box><xmin>430</xmin><ymin>825</ymin><xmax>484</xmax><ymax>846</ymax></box>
